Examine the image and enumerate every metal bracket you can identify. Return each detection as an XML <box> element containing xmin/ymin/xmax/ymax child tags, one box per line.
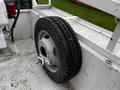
<box><xmin>37</xmin><ymin>54</ymin><xmax>50</xmax><ymax>66</ymax></box>
<box><xmin>106</xmin><ymin>19</ymin><xmax>120</xmax><ymax>52</ymax></box>
<box><xmin>48</xmin><ymin>0</ymin><xmax>52</xmax><ymax>6</ymax></box>
<box><xmin>37</xmin><ymin>56</ymin><xmax>44</xmax><ymax>66</ymax></box>
<box><xmin>33</xmin><ymin>0</ymin><xmax>52</xmax><ymax>9</ymax></box>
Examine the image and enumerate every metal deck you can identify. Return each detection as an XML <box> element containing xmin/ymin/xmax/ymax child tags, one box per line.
<box><xmin>0</xmin><ymin>38</ymin><xmax>73</xmax><ymax>90</ymax></box>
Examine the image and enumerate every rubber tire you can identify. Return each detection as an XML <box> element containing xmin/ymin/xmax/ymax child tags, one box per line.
<box><xmin>34</xmin><ymin>16</ymin><xmax>82</xmax><ymax>83</ymax></box>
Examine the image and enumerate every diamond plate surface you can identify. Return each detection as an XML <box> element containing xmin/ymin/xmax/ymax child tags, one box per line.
<box><xmin>67</xmin><ymin>19</ymin><xmax>110</xmax><ymax>49</ymax></box>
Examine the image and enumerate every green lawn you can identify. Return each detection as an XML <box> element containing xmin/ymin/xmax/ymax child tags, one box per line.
<box><xmin>38</xmin><ymin>0</ymin><xmax>116</xmax><ymax>32</ymax></box>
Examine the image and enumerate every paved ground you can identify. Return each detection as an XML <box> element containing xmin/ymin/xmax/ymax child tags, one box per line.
<box><xmin>0</xmin><ymin>38</ymin><xmax>73</xmax><ymax>90</ymax></box>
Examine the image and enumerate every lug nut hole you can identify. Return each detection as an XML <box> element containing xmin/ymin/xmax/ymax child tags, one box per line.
<box><xmin>41</xmin><ymin>47</ymin><xmax>47</xmax><ymax>57</ymax></box>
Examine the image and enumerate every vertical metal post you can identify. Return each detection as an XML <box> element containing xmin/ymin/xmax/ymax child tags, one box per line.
<box><xmin>48</xmin><ymin>0</ymin><xmax>51</xmax><ymax>5</ymax></box>
<box><xmin>106</xmin><ymin>19</ymin><xmax>120</xmax><ymax>52</ymax></box>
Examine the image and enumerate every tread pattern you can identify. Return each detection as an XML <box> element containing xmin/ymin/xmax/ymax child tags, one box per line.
<box><xmin>34</xmin><ymin>16</ymin><xmax>82</xmax><ymax>83</ymax></box>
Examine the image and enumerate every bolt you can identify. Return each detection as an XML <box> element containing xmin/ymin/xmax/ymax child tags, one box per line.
<box><xmin>105</xmin><ymin>60</ymin><xmax>112</xmax><ymax>65</ymax></box>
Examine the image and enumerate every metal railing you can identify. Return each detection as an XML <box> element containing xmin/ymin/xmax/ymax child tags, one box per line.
<box><xmin>106</xmin><ymin>1</ymin><xmax>120</xmax><ymax>52</ymax></box>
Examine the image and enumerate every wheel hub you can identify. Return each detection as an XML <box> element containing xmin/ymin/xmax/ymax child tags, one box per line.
<box><xmin>38</xmin><ymin>31</ymin><xmax>58</xmax><ymax>72</ymax></box>
<box><xmin>38</xmin><ymin>40</ymin><xmax>50</xmax><ymax>65</ymax></box>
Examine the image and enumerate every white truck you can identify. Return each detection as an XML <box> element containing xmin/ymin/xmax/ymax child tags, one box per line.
<box><xmin>0</xmin><ymin>0</ymin><xmax>120</xmax><ymax>90</ymax></box>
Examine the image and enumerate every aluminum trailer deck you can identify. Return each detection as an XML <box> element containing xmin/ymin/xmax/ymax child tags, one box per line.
<box><xmin>1</xmin><ymin>0</ymin><xmax>120</xmax><ymax>90</ymax></box>
<box><xmin>0</xmin><ymin>38</ymin><xmax>73</xmax><ymax>90</ymax></box>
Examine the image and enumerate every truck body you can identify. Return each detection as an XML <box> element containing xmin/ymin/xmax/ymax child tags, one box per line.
<box><xmin>0</xmin><ymin>0</ymin><xmax>120</xmax><ymax>90</ymax></box>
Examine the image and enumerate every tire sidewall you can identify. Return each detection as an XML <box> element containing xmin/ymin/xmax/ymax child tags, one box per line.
<box><xmin>36</xmin><ymin>18</ymin><xmax>67</xmax><ymax>82</ymax></box>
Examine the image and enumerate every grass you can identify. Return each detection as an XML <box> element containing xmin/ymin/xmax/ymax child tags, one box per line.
<box><xmin>38</xmin><ymin>0</ymin><xmax>116</xmax><ymax>32</ymax></box>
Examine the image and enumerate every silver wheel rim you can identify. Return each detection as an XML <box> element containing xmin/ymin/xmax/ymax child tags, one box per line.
<box><xmin>38</xmin><ymin>31</ymin><xmax>59</xmax><ymax>73</ymax></box>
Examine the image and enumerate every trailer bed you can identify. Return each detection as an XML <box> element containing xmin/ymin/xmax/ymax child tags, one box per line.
<box><xmin>1</xmin><ymin>4</ymin><xmax>120</xmax><ymax>90</ymax></box>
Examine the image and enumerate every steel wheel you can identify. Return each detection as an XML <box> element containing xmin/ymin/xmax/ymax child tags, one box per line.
<box><xmin>34</xmin><ymin>16</ymin><xmax>82</xmax><ymax>83</ymax></box>
<box><xmin>38</xmin><ymin>31</ymin><xmax>59</xmax><ymax>73</ymax></box>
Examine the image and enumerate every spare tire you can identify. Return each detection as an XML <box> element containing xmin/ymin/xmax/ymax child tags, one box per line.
<box><xmin>34</xmin><ymin>16</ymin><xmax>82</xmax><ymax>83</ymax></box>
